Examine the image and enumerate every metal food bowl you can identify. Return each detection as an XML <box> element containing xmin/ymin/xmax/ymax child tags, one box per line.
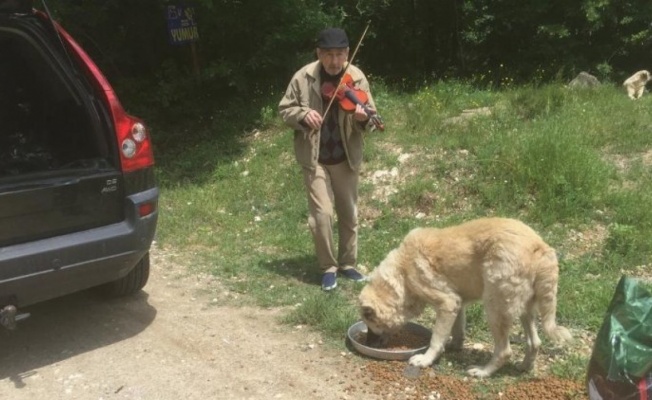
<box><xmin>347</xmin><ymin>321</ymin><xmax>431</xmax><ymax>361</ymax></box>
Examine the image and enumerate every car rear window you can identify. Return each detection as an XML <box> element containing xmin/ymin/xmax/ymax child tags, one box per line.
<box><xmin>0</xmin><ymin>32</ymin><xmax>111</xmax><ymax>178</ymax></box>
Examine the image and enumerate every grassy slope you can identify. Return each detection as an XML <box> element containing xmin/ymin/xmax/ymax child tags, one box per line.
<box><xmin>151</xmin><ymin>81</ymin><xmax>652</xmax><ymax>386</ymax></box>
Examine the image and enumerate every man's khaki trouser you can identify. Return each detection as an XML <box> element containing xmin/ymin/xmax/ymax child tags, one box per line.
<box><xmin>301</xmin><ymin>162</ymin><xmax>358</xmax><ymax>271</ymax></box>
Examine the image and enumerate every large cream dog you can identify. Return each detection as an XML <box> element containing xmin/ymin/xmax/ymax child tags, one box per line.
<box><xmin>359</xmin><ymin>217</ymin><xmax>572</xmax><ymax>378</ymax></box>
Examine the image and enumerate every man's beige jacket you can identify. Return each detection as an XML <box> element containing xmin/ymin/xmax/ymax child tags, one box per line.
<box><xmin>279</xmin><ymin>60</ymin><xmax>376</xmax><ymax>171</ymax></box>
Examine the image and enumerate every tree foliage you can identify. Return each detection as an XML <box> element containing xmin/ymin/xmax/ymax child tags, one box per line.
<box><xmin>44</xmin><ymin>0</ymin><xmax>652</xmax><ymax>108</ymax></box>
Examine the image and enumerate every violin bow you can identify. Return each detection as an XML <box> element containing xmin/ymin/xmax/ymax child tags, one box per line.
<box><xmin>315</xmin><ymin>22</ymin><xmax>372</xmax><ymax>134</ymax></box>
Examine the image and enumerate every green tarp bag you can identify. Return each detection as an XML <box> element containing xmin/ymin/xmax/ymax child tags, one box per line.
<box><xmin>587</xmin><ymin>276</ymin><xmax>652</xmax><ymax>400</ymax></box>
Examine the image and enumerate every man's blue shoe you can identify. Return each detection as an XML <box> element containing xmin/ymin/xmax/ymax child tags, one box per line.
<box><xmin>339</xmin><ymin>267</ymin><xmax>366</xmax><ymax>282</ymax></box>
<box><xmin>321</xmin><ymin>272</ymin><xmax>337</xmax><ymax>291</ymax></box>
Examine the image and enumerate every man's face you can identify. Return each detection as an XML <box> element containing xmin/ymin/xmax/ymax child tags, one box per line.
<box><xmin>317</xmin><ymin>47</ymin><xmax>349</xmax><ymax>76</ymax></box>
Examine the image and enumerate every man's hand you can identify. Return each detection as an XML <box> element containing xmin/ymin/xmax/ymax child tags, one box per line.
<box><xmin>354</xmin><ymin>104</ymin><xmax>370</xmax><ymax>122</ymax></box>
<box><xmin>302</xmin><ymin>109</ymin><xmax>323</xmax><ymax>130</ymax></box>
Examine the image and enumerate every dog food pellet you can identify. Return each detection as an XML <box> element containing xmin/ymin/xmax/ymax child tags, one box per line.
<box><xmin>356</xmin><ymin>329</ymin><xmax>430</xmax><ymax>350</ymax></box>
<box><xmin>355</xmin><ymin>360</ymin><xmax>585</xmax><ymax>400</ymax></box>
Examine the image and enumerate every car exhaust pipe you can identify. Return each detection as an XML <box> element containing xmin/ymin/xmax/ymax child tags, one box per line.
<box><xmin>0</xmin><ymin>305</ymin><xmax>30</xmax><ymax>330</ymax></box>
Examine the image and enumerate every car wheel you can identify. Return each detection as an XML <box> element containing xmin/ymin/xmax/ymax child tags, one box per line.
<box><xmin>97</xmin><ymin>252</ymin><xmax>150</xmax><ymax>297</ymax></box>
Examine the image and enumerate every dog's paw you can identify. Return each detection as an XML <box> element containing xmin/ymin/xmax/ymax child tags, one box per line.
<box><xmin>466</xmin><ymin>366</ymin><xmax>492</xmax><ymax>378</ymax></box>
<box><xmin>516</xmin><ymin>361</ymin><xmax>534</xmax><ymax>372</ymax></box>
<box><xmin>408</xmin><ymin>354</ymin><xmax>435</xmax><ymax>368</ymax></box>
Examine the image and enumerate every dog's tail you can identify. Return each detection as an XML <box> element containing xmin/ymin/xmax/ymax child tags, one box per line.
<box><xmin>534</xmin><ymin>248</ymin><xmax>573</xmax><ymax>343</ymax></box>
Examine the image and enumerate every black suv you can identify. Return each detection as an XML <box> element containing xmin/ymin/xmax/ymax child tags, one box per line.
<box><xmin>0</xmin><ymin>0</ymin><xmax>158</xmax><ymax>327</ymax></box>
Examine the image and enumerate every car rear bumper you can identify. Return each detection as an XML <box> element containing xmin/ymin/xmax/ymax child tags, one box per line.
<box><xmin>0</xmin><ymin>187</ymin><xmax>159</xmax><ymax>307</ymax></box>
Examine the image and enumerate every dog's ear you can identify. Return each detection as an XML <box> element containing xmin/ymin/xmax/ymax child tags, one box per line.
<box><xmin>361</xmin><ymin>306</ymin><xmax>376</xmax><ymax>321</ymax></box>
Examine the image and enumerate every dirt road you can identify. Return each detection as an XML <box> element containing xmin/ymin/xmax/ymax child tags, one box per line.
<box><xmin>0</xmin><ymin>245</ymin><xmax>375</xmax><ymax>400</ymax></box>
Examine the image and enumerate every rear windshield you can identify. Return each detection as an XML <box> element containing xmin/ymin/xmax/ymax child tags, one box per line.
<box><xmin>0</xmin><ymin>30</ymin><xmax>111</xmax><ymax>179</ymax></box>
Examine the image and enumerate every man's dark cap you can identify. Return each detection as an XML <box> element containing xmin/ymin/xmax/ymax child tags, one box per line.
<box><xmin>317</xmin><ymin>28</ymin><xmax>349</xmax><ymax>49</ymax></box>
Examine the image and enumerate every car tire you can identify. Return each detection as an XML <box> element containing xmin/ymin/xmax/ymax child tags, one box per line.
<box><xmin>96</xmin><ymin>252</ymin><xmax>150</xmax><ymax>297</ymax></box>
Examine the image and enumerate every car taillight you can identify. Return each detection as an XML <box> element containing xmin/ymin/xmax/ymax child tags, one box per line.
<box><xmin>43</xmin><ymin>16</ymin><xmax>155</xmax><ymax>173</ymax></box>
<box><xmin>115</xmin><ymin>111</ymin><xmax>155</xmax><ymax>172</ymax></box>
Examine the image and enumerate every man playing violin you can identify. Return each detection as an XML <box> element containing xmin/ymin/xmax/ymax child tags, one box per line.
<box><xmin>279</xmin><ymin>27</ymin><xmax>379</xmax><ymax>291</ymax></box>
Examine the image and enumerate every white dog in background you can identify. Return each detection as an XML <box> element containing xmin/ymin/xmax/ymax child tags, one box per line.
<box><xmin>359</xmin><ymin>217</ymin><xmax>572</xmax><ymax>378</ymax></box>
<box><xmin>623</xmin><ymin>70</ymin><xmax>650</xmax><ymax>99</ymax></box>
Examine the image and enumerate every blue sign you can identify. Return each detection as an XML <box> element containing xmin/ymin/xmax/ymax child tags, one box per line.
<box><xmin>166</xmin><ymin>5</ymin><xmax>199</xmax><ymax>45</ymax></box>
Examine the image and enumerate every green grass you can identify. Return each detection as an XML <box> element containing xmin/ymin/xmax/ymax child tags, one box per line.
<box><xmin>149</xmin><ymin>81</ymin><xmax>652</xmax><ymax>386</ymax></box>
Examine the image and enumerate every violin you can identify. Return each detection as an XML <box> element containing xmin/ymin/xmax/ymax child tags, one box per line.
<box><xmin>321</xmin><ymin>73</ymin><xmax>385</xmax><ymax>131</ymax></box>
